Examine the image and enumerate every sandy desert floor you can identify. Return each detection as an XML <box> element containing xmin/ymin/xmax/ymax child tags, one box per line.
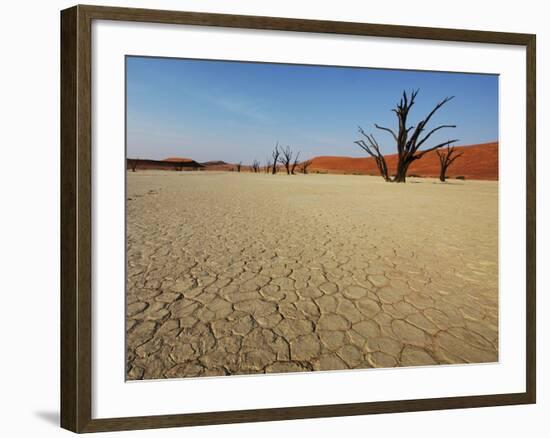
<box><xmin>126</xmin><ymin>171</ymin><xmax>498</xmax><ymax>380</ymax></box>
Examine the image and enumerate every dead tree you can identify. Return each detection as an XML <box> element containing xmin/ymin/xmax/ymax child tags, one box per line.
<box><xmin>436</xmin><ymin>144</ymin><xmax>463</xmax><ymax>182</ymax></box>
<box><xmin>291</xmin><ymin>151</ymin><xmax>301</xmax><ymax>175</ymax></box>
<box><xmin>271</xmin><ymin>144</ymin><xmax>280</xmax><ymax>175</ymax></box>
<box><xmin>128</xmin><ymin>159</ymin><xmax>138</xmax><ymax>172</ymax></box>
<box><xmin>354</xmin><ymin>129</ymin><xmax>390</xmax><ymax>181</ymax></box>
<box><xmin>279</xmin><ymin>146</ymin><xmax>294</xmax><ymax>175</ymax></box>
<box><xmin>236</xmin><ymin>161</ymin><xmax>242</xmax><ymax>173</ymax></box>
<box><xmin>265</xmin><ymin>158</ymin><xmax>272</xmax><ymax>174</ymax></box>
<box><xmin>251</xmin><ymin>159</ymin><xmax>261</xmax><ymax>173</ymax></box>
<box><xmin>299</xmin><ymin>160</ymin><xmax>312</xmax><ymax>174</ymax></box>
<box><xmin>356</xmin><ymin>90</ymin><xmax>458</xmax><ymax>183</ymax></box>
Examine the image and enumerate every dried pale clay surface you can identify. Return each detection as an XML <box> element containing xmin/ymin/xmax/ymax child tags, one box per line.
<box><xmin>126</xmin><ymin>171</ymin><xmax>498</xmax><ymax>380</ymax></box>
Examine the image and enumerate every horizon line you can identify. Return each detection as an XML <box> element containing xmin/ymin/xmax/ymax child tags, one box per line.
<box><xmin>126</xmin><ymin>140</ymin><xmax>499</xmax><ymax>163</ymax></box>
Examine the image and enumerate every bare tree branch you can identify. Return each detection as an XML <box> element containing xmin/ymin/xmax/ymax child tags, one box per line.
<box><xmin>299</xmin><ymin>159</ymin><xmax>312</xmax><ymax>174</ymax></box>
<box><xmin>374</xmin><ymin>124</ymin><xmax>398</xmax><ymax>142</ymax></box>
<box><xmin>405</xmin><ymin>96</ymin><xmax>455</xmax><ymax>155</ymax></box>
<box><xmin>436</xmin><ymin>143</ymin><xmax>463</xmax><ymax>181</ymax></box>
<box><xmin>271</xmin><ymin>143</ymin><xmax>280</xmax><ymax>175</ymax></box>
<box><xmin>416</xmin><ymin>124</ymin><xmax>457</xmax><ymax>150</ymax></box>
<box><xmin>279</xmin><ymin>146</ymin><xmax>294</xmax><ymax>175</ymax></box>
<box><xmin>354</xmin><ymin>128</ymin><xmax>390</xmax><ymax>181</ymax></box>
<box><xmin>291</xmin><ymin>151</ymin><xmax>301</xmax><ymax>175</ymax></box>
<box><xmin>415</xmin><ymin>139</ymin><xmax>459</xmax><ymax>159</ymax></box>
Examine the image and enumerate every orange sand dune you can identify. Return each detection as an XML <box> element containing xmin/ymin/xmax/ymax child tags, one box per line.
<box><xmin>163</xmin><ymin>157</ymin><xmax>194</xmax><ymax>163</ymax></box>
<box><xmin>309</xmin><ymin>142</ymin><xmax>498</xmax><ymax>180</ymax></box>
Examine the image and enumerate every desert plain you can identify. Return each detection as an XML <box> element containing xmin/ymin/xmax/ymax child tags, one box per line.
<box><xmin>126</xmin><ymin>171</ymin><xmax>498</xmax><ymax>380</ymax></box>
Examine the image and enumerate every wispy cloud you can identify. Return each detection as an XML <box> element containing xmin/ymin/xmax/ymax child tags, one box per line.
<box><xmin>208</xmin><ymin>95</ymin><xmax>270</xmax><ymax>123</ymax></box>
<box><xmin>173</xmin><ymin>82</ymin><xmax>270</xmax><ymax>123</ymax></box>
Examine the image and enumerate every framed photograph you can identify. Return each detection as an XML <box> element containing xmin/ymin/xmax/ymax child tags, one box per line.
<box><xmin>60</xmin><ymin>4</ymin><xmax>536</xmax><ymax>433</ymax></box>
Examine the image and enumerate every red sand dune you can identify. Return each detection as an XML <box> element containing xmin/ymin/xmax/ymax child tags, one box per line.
<box><xmin>163</xmin><ymin>157</ymin><xmax>194</xmax><ymax>163</ymax></box>
<box><xmin>309</xmin><ymin>142</ymin><xmax>498</xmax><ymax>180</ymax></box>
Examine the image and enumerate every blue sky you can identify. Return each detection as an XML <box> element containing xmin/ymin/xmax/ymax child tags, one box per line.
<box><xmin>126</xmin><ymin>56</ymin><xmax>498</xmax><ymax>163</ymax></box>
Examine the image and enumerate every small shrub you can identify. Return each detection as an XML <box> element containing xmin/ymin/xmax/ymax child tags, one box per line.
<box><xmin>455</xmin><ymin>175</ymin><xmax>466</xmax><ymax>180</ymax></box>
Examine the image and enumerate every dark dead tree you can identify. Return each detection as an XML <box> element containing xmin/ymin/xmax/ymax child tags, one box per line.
<box><xmin>299</xmin><ymin>160</ymin><xmax>312</xmax><ymax>174</ymax></box>
<box><xmin>355</xmin><ymin>90</ymin><xmax>458</xmax><ymax>182</ymax></box>
<box><xmin>354</xmin><ymin>129</ymin><xmax>390</xmax><ymax>181</ymax></box>
<box><xmin>251</xmin><ymin>159</ymin><xmax>261</xmax><ymax>173</ymax></box>
<box><xmin>265</xmin><ymin>158</ymin><xmax>272</xmax><ymax>174</ymax></box>
<box><xmin>436</xmin><ymin>143</ymin><xmax>463</xmax><ymax>182</ymax></box>
<box><xmin>271</xmin><ymin>144</ymin><xmax>280</xmax><ymax>175</ymax></box>
<box><xmin>128</xmin><ymin>159</ymin><xmax>138</xmax><ymax>172</ymax></box>
<box><xmin>357</xmin><ymin>90</ymin><xmax>458</xmax><ymax>182</ymax></box>
<box><xmin>291</xmin><ymin>151</ymin><xmax>301</xmax><ymax>175</ymax></box>
<box><xmin>236</xmin><ymin>161</ymin><xmax>242</xmax><ymax>173</ymax></box>
<box><xmin>279</xmin><ymin>146</ymin><xmax>294</xmax><ymax>175</ymax></box>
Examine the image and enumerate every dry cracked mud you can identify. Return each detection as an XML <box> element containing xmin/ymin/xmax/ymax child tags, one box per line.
<box><xmin>126</xmin><ymin>171</ymin><xmax>498</xmax><ymax>380</ymax></box>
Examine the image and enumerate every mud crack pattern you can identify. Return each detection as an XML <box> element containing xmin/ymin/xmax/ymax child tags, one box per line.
<box><xmin>126</xmin><ymin>172</ymin><xmax>498</xmax><ymax>380</ymax></box>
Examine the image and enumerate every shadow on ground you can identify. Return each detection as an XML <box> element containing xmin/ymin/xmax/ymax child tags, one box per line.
<box><xmin>34</xmin><ymin>411</ymin><xmax>59</xmax><ymax>427</ymax></box>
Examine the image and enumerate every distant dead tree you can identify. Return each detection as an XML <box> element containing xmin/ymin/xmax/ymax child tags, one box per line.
<box><xmin>128</xmin><ymin>159</ymin><xmax>138</xmax><ymax>172</ymax></box>
<box><xmin>279</xmin><ymin>146</ymin><xmax>294</xmax><ymax>175</ymax></box>
<box><xmin>299</xmin><ymin>160</ymin><xmax>312</xmax><ymax>174</ymax></box>
<box><xmin>236</xmin><ymin>161</ymin><xmax>242</xmax><ymax>172</ymax></box>
<box><xmin>436</xmin><ymin>144</ymin><xmax>463</xmax><ymax>182</ymax></box>
<box><xmin>251</xmin><ymin>159</ymin><xmax>261</xmax><ymax>173</ymax></box>
<box><xmin>271</xmin><ymin>144</ymin><xmax>280</xmax><ymax>175</ymax></box>
<box><xmin>265</xmin><ymin>158</ymin><xmax>272</xmax><ymax>174</ymax></box>
<box><xmin>291</xmin><ymin>151</ymin><xmax>301</xmax><ymax>175</ymax></box>
<box><xmin>355</xmin><ymin>90</ymin><xmax>458</xmax><ymax>183</ymax></box>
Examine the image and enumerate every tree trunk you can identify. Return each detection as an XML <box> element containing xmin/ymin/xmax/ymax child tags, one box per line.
<box><xmin>439</xmin><ymin>166</ymin><xmax>446</xmax><ymax>182</ymax></box>
<box><xmin>375</xmin><ymin>157</ymin><xmax>390</xmax><ymax>181</ymax></box>
<box><xmin>393</xmin><ymin>160</ymin><xmax>409</xmax><ymax>183</ymax></box>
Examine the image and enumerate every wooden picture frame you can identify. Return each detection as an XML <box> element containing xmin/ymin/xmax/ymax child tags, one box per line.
<box><xmin>60</xmin><ymin>4</ymin><xmax>536</xmax><ymax>433</ymax></box>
